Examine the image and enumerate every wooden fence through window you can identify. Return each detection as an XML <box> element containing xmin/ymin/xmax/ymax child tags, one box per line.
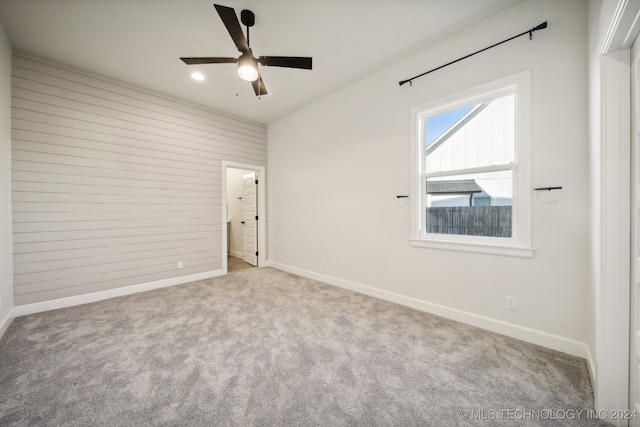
<box><xmin>426</xmin><ymin>206</ymin><xmax>512</xmax><ymax>237</ymax></box>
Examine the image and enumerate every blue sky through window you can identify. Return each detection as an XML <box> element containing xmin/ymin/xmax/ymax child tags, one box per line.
<box><xmin>426</xmin><ymin>106</ymin><xmax>474</xmax><ymax>146</ymax></box>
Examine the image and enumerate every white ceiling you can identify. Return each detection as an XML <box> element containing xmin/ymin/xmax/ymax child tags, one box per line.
<box><xmin>0</xmin><ymin>0</ymin><xmax>521</xmax><ymax>124</ymax></box>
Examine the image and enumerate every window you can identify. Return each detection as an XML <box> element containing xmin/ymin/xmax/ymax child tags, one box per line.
<box><xmin>410</xmin><ymin>71</ymin><xmax>533</xmax><ymax>257</ymax></box>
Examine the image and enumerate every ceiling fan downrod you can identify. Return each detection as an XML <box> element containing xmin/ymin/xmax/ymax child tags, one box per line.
<box><xmin>241</xmin><ymin>9</ymin><xmax>254</xmax><ymax>47</ymax></box>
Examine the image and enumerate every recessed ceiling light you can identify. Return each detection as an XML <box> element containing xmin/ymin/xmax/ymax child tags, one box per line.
<box><xmin>191</xmin><ymin>72</ymin><xmax>205</xmax><ymax>81</ymax></box>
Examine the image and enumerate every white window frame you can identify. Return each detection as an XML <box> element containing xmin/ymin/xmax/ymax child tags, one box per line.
<box><xmin>410</xmin><ymin>71</ymin><xmax>533</xmax><ymax>258</ymax></box>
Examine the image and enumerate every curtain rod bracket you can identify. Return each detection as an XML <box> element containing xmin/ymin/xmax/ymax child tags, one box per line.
<box><xmin>533</xmin><ymin>186</ymin><xmax>562</xmax><ymax>191</ymax></box>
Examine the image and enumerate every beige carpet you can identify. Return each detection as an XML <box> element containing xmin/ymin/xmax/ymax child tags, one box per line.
<box><xmin>0</xmin><ymin>267</ymin><xmax>608</xmax><ymax>426</ymax></box>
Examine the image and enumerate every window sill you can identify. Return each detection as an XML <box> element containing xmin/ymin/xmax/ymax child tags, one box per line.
<box><xmin>410</xmin><ymin>238</ymin><xmax>534</xmax><ymax>258</ymax></box>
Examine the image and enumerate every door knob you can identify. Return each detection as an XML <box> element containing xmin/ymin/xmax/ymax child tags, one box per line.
<box><xmin>241</xmin><ymin>221</ymin><xmax>245</xmax><ymax>224</ymax></box>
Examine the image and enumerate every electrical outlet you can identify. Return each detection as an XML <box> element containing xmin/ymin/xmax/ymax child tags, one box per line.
<box><xmin>320</xmin><ymin>257</ymin><xmax>326</xmax><ymax>267</ymax></box>
<box><xmin>178</xmin><ymin>261</ymin><xmax>184</xmax><ymax>269</ymax></box>
<box><xmin>506</xmin><ymin>296</ymin><xmax>517</xmax><ymax>311</ymax></box>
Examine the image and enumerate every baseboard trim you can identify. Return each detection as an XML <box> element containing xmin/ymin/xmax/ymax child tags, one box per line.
<box><xmin>266</xmin><ymin>261</ymin><xmax>589</xmax><ymax>359</ymax></box>
<box><xmin>13</xmin><ymin>269</ymin><xmax>226</xmax><ymax>318</ymax></box>
<box><xmin>229</xmin><ymin>251</ymin><xmax>243</xmax><ymax>259</ymax></box>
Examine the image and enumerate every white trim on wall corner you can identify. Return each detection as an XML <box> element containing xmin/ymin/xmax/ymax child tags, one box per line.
<box><xmin>265</xmin><ymin>261</ymin><xmax>591</xmax><ymax>361</ymax></box>
<box><xmin>12</xmin><ymin>269</ymin><xmax>225</xmax><ymax>318</ymax></box>
<box><xmin>0</xmin><ymin>309</ymin><xmax>13</xmax><ymax>340</ymax></box>
<box><xmin>585</xmin><ymin>343</ymin><xmax>596</xmax><ymax>392</ymax></box>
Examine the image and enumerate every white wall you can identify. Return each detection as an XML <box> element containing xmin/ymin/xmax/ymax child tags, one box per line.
<box><xmin>0</xmin><ymin>19</ymin><xmax>13</xmax><ymax>336</ymax></box>
<box><xmin>268</xmin><ymin>0</ymin><xmax>589</xmax><ymax>356</ymax></box>
<box><xmin>226</xmin><ymin>168</ymin><xmax>252</xmax><ymax>258</ymax></box>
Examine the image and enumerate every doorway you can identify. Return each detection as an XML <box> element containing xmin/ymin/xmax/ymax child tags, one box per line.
<box><xmin>222</xmin><ymin>162</ymin><xmax>266</xmax><ymax>273</ymax></box>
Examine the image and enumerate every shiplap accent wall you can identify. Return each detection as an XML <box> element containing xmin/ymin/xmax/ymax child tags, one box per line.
<box><xmin>11</xmin><ymin>51</ymin><xmax>267</xmax><ymax>305</ymax></box>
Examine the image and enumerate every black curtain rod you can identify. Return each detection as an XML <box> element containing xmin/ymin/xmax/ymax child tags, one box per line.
<box><xmin>399</xmin><ymin>21</ymin><xmax>548</xmax><ymax>87</ymax></box>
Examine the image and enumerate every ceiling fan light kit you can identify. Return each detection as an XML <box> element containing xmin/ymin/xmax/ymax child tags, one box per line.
<box><xmin>237</xmin><ymin>53</ymin><xmax>259</xmax><ymax>82</ymax></box>
<box><xmin>180</xmin><ymin>4</ymin><xmax>313</xmax><ymax>96</ymax></box>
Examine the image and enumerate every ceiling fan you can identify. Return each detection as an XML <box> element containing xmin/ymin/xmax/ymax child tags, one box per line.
<box><xmin>180</xmin><ymin>4</ymin><xmax>313</xmax><ymax>96</ymax></box>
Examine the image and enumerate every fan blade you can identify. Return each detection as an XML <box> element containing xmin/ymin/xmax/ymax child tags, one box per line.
<box><xmin>251</xmin><ymin>75</ymin><xmax>268</xmax><ymax>96</ymax></box>
<box><xmin>214</xmin><ymin>4</ymin><xmax>249</xmax><ymax>53</ymax></box>
<box><xmin>258</xmin><ymin>56</ymin><xmax>312</xmax><ymax>69</ymax></box>
<box><xmin>180</xmin><ymin>57</ymin><xmax>237</xmax><ymax>65</ymax></box>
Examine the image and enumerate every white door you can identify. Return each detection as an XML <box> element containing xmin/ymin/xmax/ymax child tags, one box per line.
<box><xmin>242</xmin><ymin>171</ymin><xmax>258</xmax><ymax>266</ymax></box>
<box><xmin>631</xmin><ymin>38</ymin><xmax>640</xmax><ymax>424</ymax></box>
